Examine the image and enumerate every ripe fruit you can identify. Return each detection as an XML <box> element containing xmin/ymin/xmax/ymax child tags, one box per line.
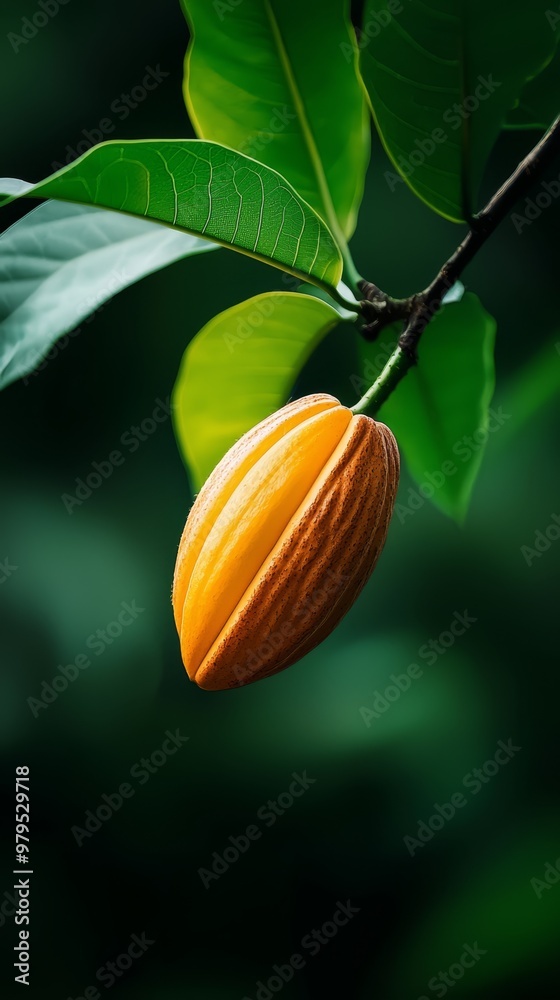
<box><xmin>172</xmin><ymin>393</ymin><xmax>399</xmax><ymax>690</ymax></box>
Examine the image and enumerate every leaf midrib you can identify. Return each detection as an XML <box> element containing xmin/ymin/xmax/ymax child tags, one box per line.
<box><xmin>263</xmin><ymin>0</ymin><xmax>346</xmax><ymax>248</ymax></box>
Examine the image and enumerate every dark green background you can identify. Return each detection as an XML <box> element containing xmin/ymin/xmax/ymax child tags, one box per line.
<box><xmin>0</xmin><ymin>1</ymin><xmax>558</xmax><ymax>998</ymax></box>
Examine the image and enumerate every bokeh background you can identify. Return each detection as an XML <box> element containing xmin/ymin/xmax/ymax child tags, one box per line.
<box><xmin>0</xmin><ymin>1</ymin><xmax>558</xmax><ymax>998</ymax></box>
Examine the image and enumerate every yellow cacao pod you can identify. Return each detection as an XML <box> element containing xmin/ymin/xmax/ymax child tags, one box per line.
<box><xmin>172</xmin><ymin>393</ymin><xmax>399</xmax><ymax>690</ymax></box>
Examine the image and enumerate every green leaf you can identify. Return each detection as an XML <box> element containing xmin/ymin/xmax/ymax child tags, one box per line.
<box><xmin>360</xmin><ymin>293</ymin><xmax>496</xmax><ymax>523</ymax></box>
<box><xmin>505</xmin><ymin>46</ymin><xmax>560</xmax><ymax>130</ymax></box>
<box><xmin>360</xmin><ymin>1</ymin><xmax>557</xmax><ymax>221</ymax></box>
<box><xmin>173</xmin><ymin>291</ymin><xmax>341</xmax><ymax>489</ymax></box>
<box><xmin>182</xmin><ymin>0</ymin><xmax>369</xmax><ymax>243</ymax></box>
<box><xmin>0</xmin><ymin>198</ymin><xmax>216</xmax><ymax>390</ymax></box>
<box><xmin>0</xmin><ymin>140</ymin><xmax>343</xmax><ymax>291</ymax></box>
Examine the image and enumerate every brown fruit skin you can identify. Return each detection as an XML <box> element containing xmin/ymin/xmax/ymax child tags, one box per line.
<box><xmin>173</xmin><ymin>395</ymin><xmax>399</xmax><ymax>691</ymax></box>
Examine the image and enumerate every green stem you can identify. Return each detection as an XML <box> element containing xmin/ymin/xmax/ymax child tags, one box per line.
<box><xmin>327</xmin><ymin>278</ymin><xmax>361</xmax><ymax>313</ymax></box>
<box><xmin>351</xmin><ymin>346</ymin><xmax>411</xmax><ymax>415</ymax></box>
<box><xmin>340</xmin><ymin>242</ymin><xmax>363</xmax><ymax>298</ymax></box>
<box><xmin>352</xmin><ymin>114</ymin><xmax>560</xmax><ymax>417</ymax></box>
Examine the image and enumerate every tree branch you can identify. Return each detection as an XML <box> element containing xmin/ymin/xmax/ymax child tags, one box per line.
<box><xmin>353</xmin><ymin>115</ymin><xmax>560</xmax><ymax>416</ymax></box>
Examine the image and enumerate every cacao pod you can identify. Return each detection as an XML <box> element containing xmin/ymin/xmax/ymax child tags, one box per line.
<box><xmin>172</xmin><ymin>393</ymin><xmax>399</xmax><ymax>690</ymax></box>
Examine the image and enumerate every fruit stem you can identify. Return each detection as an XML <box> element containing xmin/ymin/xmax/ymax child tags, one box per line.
<box><xmin>351</xmin><ymin>346</ymin><xmax>411</xmax><ymax>416</ymax></box>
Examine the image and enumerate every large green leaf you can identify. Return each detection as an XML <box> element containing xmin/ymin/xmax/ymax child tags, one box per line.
<box><xmin>173</xmin><ymin>291</ymin><xmax>341</xmax><ymax>489</ymax></box>
<box><xmin>360</xmin><ymin>293</ymin><xmax>496</xmax><ymax>523</ymax></box>
<box><xmin>0</xmin><ymin>140</ymin><xmax>343</xmax><ymax>291</ymax></box>
<box><xmin>182</xmin><ymin>0</ymin><xmax>369</xmax><ymax>244</ymax></box>
<box><xmin>360</xmin><ymin>1</ymin><xmax>557</xmax><ymax>221</ymax></box>
<box><xmin>0</xmin><ymin>198</ymin><xmax>217</xmax><ymax>390</ymax></box>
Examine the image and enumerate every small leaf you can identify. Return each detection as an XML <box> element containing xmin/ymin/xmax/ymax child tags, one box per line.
<box><xmin>173</xmin><ymin>291</ymin><xmax>341</xmax><ymax>489</ymax></box>
<box><xmin>0</xmin><ymin>140</ymin><xmax>343</xmax><ymax>291</ymax></box>
<box><xmin>360</xmin><ymin>0</ymin><xmax>557</xmax><ymax>221</ymax></box>
<box><xmin>182</xmin><ymin>0</ymin><xmax>369</xmax><ymax>242</ymax></box>
<box><xmin>360</xmin><ymin>293</ymin><xmax>496</xmax><ymax>522</ymax></box>
<box><xmin>0</xmin><ymin>199</ymin><xmax>216</xmax><ymax>390</ymax></box>
<box><xmin>442</xmin><ymin>280</ymin><xmax>465</xmax><ymax>305</ymax></box>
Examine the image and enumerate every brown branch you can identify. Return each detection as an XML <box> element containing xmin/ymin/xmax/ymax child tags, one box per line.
<box><xmin>353</xmin><ymin>116</ymin><xmax>560</xmax><ymax>414</ymax></box>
